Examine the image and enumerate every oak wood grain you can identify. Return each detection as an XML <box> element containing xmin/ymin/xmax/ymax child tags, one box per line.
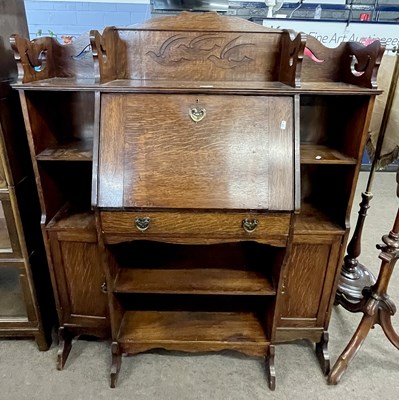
<box><xmin>115</xmin><ymin>268</ymin><xmax>275</xmax><ymax>296</ymax></box>
<box><xmin>97</xmin><ymin>94</ymin><xmax>124</xmax><ymax>208</ymax></box>
<box><xmin>275</xmin><ymin>327</ymin><xmax>323</xmax><ymax>343</ymax></box>
<box><xmin>100</xmin><ymin>211</ymin><xmax>290</xmax><ymax>240</ymax></box>
<box><xmin>98</xmin><ymin>94</ymin><xmax>294</xmax><ymax>211</ymax></box>
<box><xmin>36</xmin><ymin>138</ymin><xmax>93</xmax><ymax>161</ymax></box>
<box><xmin>46</xmin><ymin>207</ymin><xmax>96</xmax><ymax>235</ymax></box>
<box><xmin>57</xmin><ymin>241</ymin><xmax>107</xmax><ymax>318</ymax></box>
<box><xmin>278</xmin><ymin>237</ymin><xmax>342</xmax><ymax>329</ymax></box>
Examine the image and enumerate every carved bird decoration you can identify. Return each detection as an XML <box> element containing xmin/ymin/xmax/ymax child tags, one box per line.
<box><xmin>177</xmin><ymin>34</ymin><xmax>223</xmax><ymax>59</ymax></box>
<box><xmin>208</xmin><ymin>37</ymin><xmax>255</xmax><ymax>69</ymax></box>
<box><xmin>146</xmin><ymin>34</ymin><xmax>189</xmax><ymax>66</ymax></box>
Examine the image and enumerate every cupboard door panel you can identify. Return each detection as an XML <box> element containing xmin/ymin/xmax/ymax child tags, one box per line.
<box><xmin>51</xmin><ymin>239</ymin><xmax>108</xmax><ymax>319</ymax></box>
<box><xmin>278</xmin><ymin>238</ymin><xmax>341</xmax><ymax>327</ymax></box>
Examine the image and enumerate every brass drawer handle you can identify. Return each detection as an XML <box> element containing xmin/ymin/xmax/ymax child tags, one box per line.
<box><xmin>242</xmin><ymin>218</ymin><xmax>258</xmax><ymax>233</ymax></box>
<box><xmin>135</xmin><ymin>217</ymin><xmax>151</xmax><ymax>232</ymax></box>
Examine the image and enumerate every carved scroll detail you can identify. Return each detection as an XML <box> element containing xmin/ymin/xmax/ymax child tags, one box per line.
<box><xmin>10</xmin><ymin>33</ymin><xmax>93</xmax><ymax>83</ymax></box>
<box><xmin>343</xmin><ymin>40</ymin><xmax>385</xmax><ymax>88</ymax></box>
<box><xmin>302</xmin><ymin>35</ymin><xmax>385</xmax><ymax>88</ymax></box>
<box><xmin>279</xmin><ymin>30</ymin><xmax>307</xmax><ymax>88</ymax></box>
<box><xmin>10</xmin><ymin>35</ymin><xmax>60</xmax><ymax>83</ymax></box>
<box><xmin>90</xmin><ymin>27</ymin><xmax>118</xmax><ymax>83</ymax></box>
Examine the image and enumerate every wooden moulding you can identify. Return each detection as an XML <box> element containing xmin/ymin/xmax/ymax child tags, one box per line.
<box><xmin>10</xmin><ymin>33</ymin><xmax>95</xmax><ymax>84</ymax></box>
<box><xmin>301</xmin><ymin>35</ymin><xmax>385</xmax><ymax>89</ymax></box>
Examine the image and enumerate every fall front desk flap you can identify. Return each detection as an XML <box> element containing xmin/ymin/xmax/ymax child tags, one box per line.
<box><xmin>97</xmin><ymin>94</ymin><xmax>295</xmax><ymax>211</ymax></box>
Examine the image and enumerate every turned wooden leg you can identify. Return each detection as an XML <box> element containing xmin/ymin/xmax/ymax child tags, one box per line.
<box><xmin>327</xmin><ymin>314</ymin><xmax>375</xmax><ymax>385</ymax></box>
<box><xmin>110</xmin><ymin>341</ymin><xmax>122</xmax><ymax>388</ymax></box>
<box><xmin>316</xmin><ymin>331</ymin><xmax>330</xmax><ymax>375</ymax></box>
<box><xmin>57</xmin><ymin>326</ymin><xmax>73</xmax><ymax>370</ymax></box>
<box><xmin>265</xmin><ymin>344</ymin><xmax>276</xmax><ymax>391</ymax></box>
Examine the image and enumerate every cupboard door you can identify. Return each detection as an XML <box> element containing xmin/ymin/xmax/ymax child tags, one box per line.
<box><xmin>278</xmin><ymin>236</ymin><xmax>342</xmax><ymax>329</ymax></box>
<box><xmin>49</xmin><ymin>234</ymin><xmax>109</xmax><ymax>328</ymax></box>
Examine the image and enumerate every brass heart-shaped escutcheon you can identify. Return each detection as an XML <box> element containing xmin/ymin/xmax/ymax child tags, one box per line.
<box><xmin>189</xmin><ymin>107</ymin><xmax>206</xmax><ymax>123</ymax></box>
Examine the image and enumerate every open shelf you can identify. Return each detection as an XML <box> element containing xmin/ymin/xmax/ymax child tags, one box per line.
<box><xmin>36</xmin><ymin>138</ymin><xmax>93</xmax><ymax>161</ymax></box>
<box><xmin>115</xmin><ymin>268</ymin><xmax>275</xmax><ymax>296</ymax></box>
<box><xmin>296</xmin><ymin>203</ymin><xmax>345</xmax><ymax>234</ymax></box>
<box><xmin>118</xmin><ymin>310</ymin><xmax>269</xmax><ymax>355</ymax></box>
<box><xmin>46</xmin><ymin>205</ymin><xmax>95</xmax><ymax>232</ymax></box>
<box><xmin>13</xmin><ymin>78</ymin><xmax>381</xmax><ymax>95</ymax></box>
<box><xmin>111</xmin><ymin>241</ymin><xmax>278</xmax><ymax>296</ymax></box>
<box><xmin>300</xmin><ymin>144</ymin><xmax>356</xmax><ymax>165</ymax></box>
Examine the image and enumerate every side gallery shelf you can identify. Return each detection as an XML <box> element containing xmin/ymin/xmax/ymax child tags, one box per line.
<box><xmin>10</xmin><ymin>12</ymin><xmax>383</xmax><ymax>388</ymax></box>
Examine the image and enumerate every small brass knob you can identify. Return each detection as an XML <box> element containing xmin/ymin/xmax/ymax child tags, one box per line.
<box><xmin>135</xmin><ymin>217</ymin><xmax>151</xmax><ymax>232</ymax></box>
<box><xmin>242</xmin><ymin>218</ymin><xmax>258</xmax><ymax>233</ymax></box>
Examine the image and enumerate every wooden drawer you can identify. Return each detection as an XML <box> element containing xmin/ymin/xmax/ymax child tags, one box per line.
<box><xmin>101</xmin><ymin>211</ymin><xmax>291</xmax><ymax>246</ymax></box>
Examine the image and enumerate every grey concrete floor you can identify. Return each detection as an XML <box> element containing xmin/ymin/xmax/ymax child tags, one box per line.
<box><xmin>0</xmin><ymin>171</ymin><xmax>398</xmax><ymax>400</ymax></box>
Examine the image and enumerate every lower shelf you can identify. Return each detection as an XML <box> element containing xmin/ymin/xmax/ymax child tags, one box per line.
<box><xmin>115</xmin><ymin>268</ymin><xmax>275</xmax><ymax>295</ymax></box>
<box><xmin>118</xmin><ymin>310</ymin><xmax>269</xmax><ymax>356</ymax></box>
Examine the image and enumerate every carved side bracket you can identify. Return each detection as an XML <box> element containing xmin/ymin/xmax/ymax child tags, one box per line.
<box><xmin>10</xmin><ymin>34</ymin><xmax>69</xmax><ymax>83</ymax></box>
<box><xmin>342</xmin><ymin>40</ymin><xmax>385</xmax><ymax>89</ymax></box>
<box><xmin>90</xmin><ymin>27</ymin><xmax>118</xmax><ymax>84</ymax></box>
<box><xmin>279</xmin><ymin>30</ymin><xmax>307</xmax><ymax>88</ymax></box>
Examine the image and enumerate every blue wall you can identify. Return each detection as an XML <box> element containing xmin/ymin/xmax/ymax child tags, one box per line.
<box><xmin>24</xmin><ymin>1</ymin><xmax>151</xmax><ymax>39</ymax></box>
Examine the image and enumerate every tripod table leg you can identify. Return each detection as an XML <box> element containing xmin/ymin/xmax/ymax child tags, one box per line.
<box><xmin>327</xmin><ymin>314</ymin><xmax>375</xmax><ymax>385</ymax></box>
<box><xmin>380</xmin><ymin>310</ymin><xmax>399</xmax><ymax>350</ymax></box>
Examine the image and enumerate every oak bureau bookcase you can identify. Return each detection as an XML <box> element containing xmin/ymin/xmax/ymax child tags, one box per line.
<box><xmin>11</xmin><ymin>12</ymin><xmax>383</xmax><ymax>388</ymax></box>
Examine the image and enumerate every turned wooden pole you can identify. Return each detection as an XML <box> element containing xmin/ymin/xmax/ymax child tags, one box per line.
<box><xmin>336</xmin><ymin>48</ymin><xmax>399</xmax><ymax>305</ymax></box>
<box><xmin>328</xmin><ymin>168</ymin><xmax>399</xmax><ymax>385</ymax></box>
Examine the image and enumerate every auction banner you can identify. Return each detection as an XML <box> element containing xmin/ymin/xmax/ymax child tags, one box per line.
<box><xmin>262</xmin><ymin>19</ymin><xmax>399</xmax><ymax>48</ymax></box>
